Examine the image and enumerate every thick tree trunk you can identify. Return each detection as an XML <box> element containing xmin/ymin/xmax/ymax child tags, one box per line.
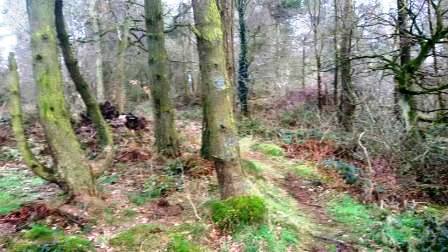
<box><xmin>397</xmin><ymin>0</ymin><xmax>418</xmax><ymax>131</ymax></box>
<box><xmin>338</xmin><ymin>0</ymin><xmax>356</xmax><ymax>132</ymax></box>
<box><xmin>237</xmin><ymin>0</ymin><xmax>250</xmax><ymax>117</ymax></box>
<box><xmin>26</xmin><ymin>0</ymin><xmax>98</xmax><ymax>199</ymax></box>
<box><xmin>192</xmin><ymin>0</ymin><xmax>246</xmax><ymax>198</ymax></box>
<box><xmin>145</xmin><ymin>0</ymin><xmax>180</xmax><ymax>157</ymax></box>
<box><xmin>89</xmin><ymin>0</ymin><xmax>105</xmax><ymax>103</ymax></box>
<box><xmin>55</xmin><ymin>0</ymin><xmax>113</xmax><ymax>149</ymax></box>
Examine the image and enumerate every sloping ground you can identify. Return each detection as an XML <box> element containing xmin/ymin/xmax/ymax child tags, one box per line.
<box><xmin>1</xmin><ymin>118</ymin><xmax>447</xmax><ymax>251</ymax></box>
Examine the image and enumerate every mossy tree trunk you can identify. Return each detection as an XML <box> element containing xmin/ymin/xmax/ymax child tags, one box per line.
<box><xmin>337</xmin><ymin>0</ymin><xmax>356</xmax><ymax>132</ymax></box>
<box><xmin>144</xmin><ymin>0</ymin><xmax>180</xmax><ymax>157</ymax></box>
<box><xmin>8</xmin><ymin>53</ymin><xmax>58</xmax><ymax>184</ymax></box>
<box><xmin>396</xmin><ymin>0</ymin><xmax>418</xmax><ymax>132</ymax></box>
<box><xmin>25</xmin><ymin>0</ymin><xmax>98</xmax><ymax>200</ymax></box>
<box><xmin>192</xmin><ymin>0</ymin><xmax>246</xmax><ymax>198</ymax></box>
<box><xmin>55</xmin><ymin>0</ymin><xmax>113</xmax><ymax>149</ymax></box>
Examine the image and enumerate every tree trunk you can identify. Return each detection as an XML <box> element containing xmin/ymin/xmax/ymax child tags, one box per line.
<box><xmin>55</xmin><ymin>0</ymin><xmax>113</xmax><ymax>149</ymax></box>
<box><xmin>26</xmin><ymin>0</ymin><xmax>98</xmax><ymax>199</ymax></box>
<box><xmin>114</xmin><ymin>12</ymin><xmax>129</xmax><ymax>113</ymax></box>
<box><xmin>145</xmin><ymin>0</ymin><xmax>180</xmax><ymax>157</ymax></box>
<box><xmin>237</xmin><ymin>0</ymin><xmax>250</xmax><ymax>116</ymax></box>
<box><xmin>301</xmin><ymin>36</ymin><xmax>306</xmax><ymax>89</ymax></box>
<box><xmin>8</xmin><ymin>53</ymin><xmax>57</xmax><ymax>184</ymax></box>
<box><xmin>397</xmin><ymin>0</ymin><xmax>418</xmax><ymax>131</ymax></box>
<box><xmin>89</xmin><ymin>0</ymin><xmax>105</xmax><ymax>103</ymax></box>
<box><xmin>192</xmin><ymin>0</ymin><xmax>246</xmax><ymax>198</ymax></box>
<box><xmin>338</xmin><ymin>0</ymin><xmax>356</xmax><ymax>132</ymax></box>
<box><xmin>333</xmin><ymin>0</ymin><xmax>339</xmax><ymax>105</ymax></box>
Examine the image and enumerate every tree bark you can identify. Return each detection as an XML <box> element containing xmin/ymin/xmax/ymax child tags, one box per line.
<box><xmin>333</xmin><ymin>0</ymin><xmax>339</xmax><ymax>105</ymax></box>
<box><xmin>26</xmin><ymin>0</ymin><xmax>98</xmax><ymax>200</ymax></box>
<box><xmin>55</xmin><ymin>0</ymin><xmax>113</xmax><ymax>149</ymax></box>
<box><xmin>8</xmin><ymin>53</ymin><xmax>58</xmax><ymax>184</ymax></box>
<box><xmin>145</xmin><ymin>0</ymin><xmax>180</xmax><ymax>157</ymax></box>
<box><xmin>396</xmin><ymin>0</ymin><xmax>418</xmax><ymax>132</ymax></box>
<box><xmin>338</xmin><ymin>0</ymin><xmax>356</xmax><ymax>132</ymax></box>
<box><xmin>114</xmin><ymin>11</ymin><xmax>129</xmax><ymax>113</ymax></box>
<box><xmin>237</xmin><ymin>0</ymin><xmax>250</xmax><ymax>116</ymax></box>
<box><xmin>89</xmin><ymin>0</ymin><xmax>105</xmax><ymax>103</ymax></box>
<box><xmin>192</xmin><ymin>0</ymin><xmax>246</xmax><ymax>198</ymax></box>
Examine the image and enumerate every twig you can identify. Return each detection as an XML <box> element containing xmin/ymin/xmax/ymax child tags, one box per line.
<box><xmin>358</xmin><ymin>132</ymin><xmax>374</xmax><ymax>202</ymax></box>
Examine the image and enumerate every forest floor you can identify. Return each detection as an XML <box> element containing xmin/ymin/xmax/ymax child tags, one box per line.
<box><xmin>0</xmin><ymin>106</ymin><xmax>447</xmax><ymax>251</ymax></box>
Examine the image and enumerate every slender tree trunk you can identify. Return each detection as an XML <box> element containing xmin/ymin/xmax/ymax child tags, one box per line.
<box><xmin>192</xmin><ymin>0</ymin><xmax>246</xmax><ymax>198</ymax></box>
<box><xmin>8</xmin><ymin>53</ymin><xmax>57</xmax><ymax>184</ymax></box>
<box><xmin>237</xmin><ymin>0</ymin><xmax>249</xmax><ymax>116</ymax></box>
<box><xmin>115</xmin><ymin>12</ymin><xmax>129</xmax><ymax>112</ymax></box>
<box><xmin>89</xmin><ymin>0</ymin><xmax>105</xmax><ymax>103</ymax></box>
<box><xmin>301</xmin><ymin>36</ymin><xmax>306</xmax><ymax>89</ymax></box>
<box><xmin>338</xmin><ymin>0</ymin><xmax>356</xmax><ymax>132</ymax></box>
<box><xmin>426</xmin><ymin>0</ymin><xmax>445</xmax><ymax>119</ymax></box>
<box><xmin>26</xmin><ymin>0</ymin><xmax>98</xmax><ymax>199</ymax></box>
<box><xmin>55</xmin><ymin>0</ymin><xmax>113</xmax><ymax>148</ymax></box>
<box><xmin>333</xmin><ymin>0</ymin><xmax>339</xmax><ymax>105</ymax></box>
<box><xmin>145</xmin><ymin>0</ymin><xmax>180</xmax><ymax>157</ymax></box>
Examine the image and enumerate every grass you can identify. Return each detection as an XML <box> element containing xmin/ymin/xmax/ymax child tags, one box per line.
<box><xmin>291</xmin><ymin>164</ymin><xmax>321</xmax><ymax>180</ymax></box>
<box><xmin>241</xmin><ymin>159</ymin><xmax>264</xmax><ymax>179</ymax></box>
<box><xmin>0</xmin><ymin>192</ymin><xmax>21</xmax><ymax>214</ymax></box>
<box><xmin>110</xmin><ymin>223</ymin><xmax>207</xmax><ymax>251</ymax></box>
<box><xmin>109</xmin><ymin>224</ymin><xmax>166</xmax><ymax>251</ymax></box>
<box><xmin>234</xmin><ymin>224</ymin><xmax>299</xmax><ymax>252</ymax></box>
<box><xmin>251</xmin><ymin>143</ymin><xmax>284</xmax><ymax>157</ymax></box>
<box><xmin>9</xmin><ymin>224</ymin><xmax>93</xmax><ymax>252</ymax></box>
<box><xmin>0</xmin><ymin>170</ymin><xmax>47</xmax><ymax>215</ymax></box>
<box><xmin>326</xmin><ymin>194</ymin><xmax>435</xmax><ymax>250</ymax></box>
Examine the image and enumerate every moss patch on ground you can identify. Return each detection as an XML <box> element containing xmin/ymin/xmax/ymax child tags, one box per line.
<box><xmin>251</xmin><ymin>143</ymin><xmax>284</xmax><ymax>157</ymax></box>
<box><xmin>0</xmin><ymin>170</ymin><xmax>47</xmax><ymax>214</ymax></box>
<box><xmin>241</xmin><ymin>159</ymin><xmax>264</xmax><ymax>179</ymax></box>
<box><xmin>9</xmin><ymin>224</ymin><xmax>93</xmax><ymax>252</ymax></box>
<box><xmin>290</xmin><ymin>164</ymin><xmax>321</xmax><ymax>180</ymax></box>
<box><xmin>109</xmin><ymin>223</ymin><xmax>207</xmax><ymax>252</ymax></box>
<box><xmin>326</xmin><ymin>195</ymin><xmax>444</xmax><ymax>250</ymax></box>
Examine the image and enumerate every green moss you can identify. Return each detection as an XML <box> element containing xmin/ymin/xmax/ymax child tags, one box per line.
<box><xmin>326</xmin><ymin>195</ymin><xmax>434</xmax><ymax>249</ymax></box>
<box><xmin>109</xmin><ymin>224</ymin><xmax>166</xmax><ymax>251</ymax></box>
<box><xmin>241</xmin><ymin>160</ymin><xmax>264</xmax><ymax>179</ymax></box>
<box><xmin>251</xmin><ymin>143</ymin><xmax>284</xmax><ymax>157</ymax></box>
<box><xmin>167</xmin><ymin>235</ymin><xmax>203</xmax><ymax>252</ymax></box>
<box><xmin>327</xmin><ymin>195</ymin><xmax>375</xmax><ymax>228</ymax></box>
<box><xmin>0</xmin><ymin>192</ymin><xmax>21</xmax><ymax>214</ymax></box>
<box><xmin>10</xmin><ymin>225</ymin><xmax>92</xmax><ymax>252</ymax></box>
<box><xmin>23</xmin><ymin>224</ymin><xmax>57</xmax><ymax>241</ymax></box>
<box><xmin>235</xmin><ymin>224</ymin><xmax>299</xmax><ymax>252</ymax></box>
<box><xmin>291</xmin><ymin>164</ymin><xmax>320</xmax><ymax>180</ymax></box>
<box><xmin>210</xmin><ymin>196</ymin><xmax>267</xmax><ymax>231</ymax></box>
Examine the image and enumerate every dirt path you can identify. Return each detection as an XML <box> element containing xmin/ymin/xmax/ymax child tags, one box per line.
<box><xmin>240</xmin><ymin>137</ymin><xmax>358</xmax><ymax>251</ymax></box>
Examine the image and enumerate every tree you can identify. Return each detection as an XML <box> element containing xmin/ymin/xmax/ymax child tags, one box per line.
<box><xmin>55</xmin><ymin>0</ymin><xmax>114</xmax><ymax>149</ymax></box>
<box><xmin>192</xmin><ymin>0</ymin><xmax>246</xmax><ymax>198</ymax></box>
<box><xmin>305</xmin><ymin>0</ymin><xmax>324</xmax><ymax>111</ymax></box>
<box><xmin>236</xmin><ymin>0</ymin><xmax>250</xmax><ymax>116</ymax></box>
<box><xmin>12</xmin><ymin>0</ymin><xmax>107</xmax><ymax>204</ymax></box>
<box><xmin>338</xmin><ymin>0</ymin><xmax>356</xmax><ymax>131</ymax></box>
<box><xmin>89</xmin><ymin>0</ymin><xmax>105</xmax><ymax>103</ymax></box>
<box><xmin>145</xmin><ymin>0</ymin><xmax>180</xmax><ymax>157</ymax></box>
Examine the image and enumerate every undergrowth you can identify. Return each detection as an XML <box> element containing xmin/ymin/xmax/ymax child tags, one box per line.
<box><xmin>327</xmin><ymin>195</ymin><xmax>447</xmax><ymax>250</ymax></box>
<box><xmin>9</xmin><ymin>224</ymin><xmax>93</xmax><ymax>252</ymax></box>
